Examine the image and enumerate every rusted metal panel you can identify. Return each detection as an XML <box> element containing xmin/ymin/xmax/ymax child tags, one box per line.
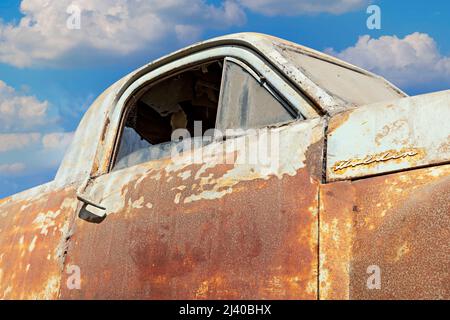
<box><xmin>327</xmin><ymin>90</ymin><xmax>450</xmax><ymax>181</ymax></box>
<box><xmin>61</xmin><ymin>170</ymin><xmax>319</xmax><ymax>299</ymax></box>
<box><xmin>1</xmin><ymin>32</ymin><xmax>447</xmax><ymax>301</ymax></box>
<box><xmin>0</xmin><ymin>186</ymin><xmax>78</xmax><ymax>299</ymax></box>
<box><xmin>60</xmin><ymin>119</ymin><xmax>324</xmax><ymax>299</ymax></box>
<box><xmin>320</xmin><ymin>164</ymin><xmax>450</xmax><ymax>300</ymax></box>
<box><xmin>319</xmin><ymin>181</ymin><xmax>354</xmax><ymax>300</ymax></box>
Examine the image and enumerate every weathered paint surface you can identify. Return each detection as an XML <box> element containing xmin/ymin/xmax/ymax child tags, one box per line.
<box><xmin>327</xmin><ymin>90</ymin><xmax>450</xmax><ymax>181</ymax></box>
<box><xmin>320</xmin><ymin>164</ymin><xmax>450</xmax><ymax>299</ymax></box>
<box><xmin>62</xmin><ymin>170</ymin><xmax>319</xmax><ymax>299</ymax></box>
<box><xmin>0</xmin><ymin>185</ymin><xmax>78</xmax><ymax>299</ymax></box>
<box><xmin>0</xmin><ymin>33</ymin><xmax>448</xmax><ymax>300</ymax></box>
<box><xmin>60</xmin><ymin>119</ymin><xmax>324</xmax><ymax>299</ymax></box>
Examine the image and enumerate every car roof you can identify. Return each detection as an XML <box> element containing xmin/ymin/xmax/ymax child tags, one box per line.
<box><xmin>118</xmin><ymin>32</ymin><xmax>405</xmax><ymax>114</ymax></box>
<box><xmin>137</xmin><ymin>32</ymin><xmax>374</xmax><ymax>78</ymax></box>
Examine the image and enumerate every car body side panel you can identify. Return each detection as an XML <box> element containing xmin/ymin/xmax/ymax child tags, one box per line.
<box><xmin>61</xmin><ymin>169</ymin><xmax>319</xmax><ymax>299</ymax></box>
<box><xmin>60</xmin><ymin>119</ymin><xmax>324</xmax><ymax>299</ymax></box>
<box><xmin>0</xmin><ymin>33</ymin><xmax>448</xmax><ymax>301</ymax></box>
<box><xmin>0</xmin><ymin>185</ymin><xmax>78</xmax><ymax>299</ymax></box>
<box><xmin>327</xmin><ymin>90</ymin><xmax>450</xmax><ymax>181</ymax></box>
<box><xmin>320</xmin><ymin>164</ymin><xmax>450</xmax><ymax>300</ymax></box>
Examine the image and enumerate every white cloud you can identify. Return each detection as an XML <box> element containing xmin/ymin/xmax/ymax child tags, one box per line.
<box><xmin>0</xmin><ymin>80</ymin><xmax>53</xmax><ymax>132</ymax></box>
<box><xmin>326</xmin><ymin>32</ymin><xmax>450</xmax><ymax>88</ymax></box>
<box><xmin>0</xmin><ymin>79</ymin><xmax>74</xmax><ymax>184</ymax></box>
<box><xmin>0</xmin><ymin>132</ymin><xmax>74</xmax><ymax>153</ymax></box>
<box><xmin>238</xmin><ymin>0</ymin><xmax>368</xmax><ymax>16</ymax></box>
<box><xmin>0</xmin><ymin>163</ymin><xmax>26</xmax><ymax>174</ymax></box>
<box><xmin>42</xmin><ymin>132</ymin><xmax>74</xmax><ymax>150</ymax></box>
<box><xmin>0</xmin><ymin>133</ymin><xmax>41</xmax><ymax>152</ymax></box>
<box><xmin>0</xmin><ymin>0</ymin><xmax>246</xmax><ymax>67</ymax></box>
<box><xmin>0</xmin><ymin>131</ymin><xmax>74</xmax><ymax>178</ymax></box>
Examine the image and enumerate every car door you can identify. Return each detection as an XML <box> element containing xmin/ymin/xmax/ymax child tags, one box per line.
<box><xmin>61</xmin><ymin>55</ymin><xmax>325</xmax><ymax>299</ymax></box>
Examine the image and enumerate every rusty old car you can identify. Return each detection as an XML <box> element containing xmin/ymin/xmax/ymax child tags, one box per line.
<box><xmin>0</xmin><ymin>33</ymin><xmax>449</xmax><ymax>300</ymax></box>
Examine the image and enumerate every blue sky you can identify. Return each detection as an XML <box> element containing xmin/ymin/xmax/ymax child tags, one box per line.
<box><xmin>0</xmin><ymin>0</ymin><xmax>449</xmax><ymax>198</ymax></box>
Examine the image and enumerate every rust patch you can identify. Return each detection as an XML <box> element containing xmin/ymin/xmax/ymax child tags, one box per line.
<box><xmin>91</xmin><ymin>159</ymin><xmax>100</xmax><ymax>178</ymax></box>
<box><xmin>320</xmin><ymin>164</ymin><xmax>450</xmax><ymax>299</ymax></box>
<box><xmin>327</xmin><ymin>110</ymin><xmax>351</xmax><ymax>135</ymax></box>
<box><xmin>349</xmin><ymin>166</ymin><xmax>450</xmax><ymax>299</ymax></box>
<box><xmin>437</xmin><ymin>135</ymin><xmax>450</xmax><ymax>154</ymax></box>
<box><xmin>0</xmin><ymin>197</ymin><xmax>10</xmax><ymax>207</ymax></box>
<box><xmin>305</xmin><ymin>137</ymin><xmax>325</xmax><ymax>181</ymax></box>
<box><xmin>319</xmin><ymin>181</ymin><xmax>355</xmax><ymax>300</ymax></box>
<box><xmin>101</xmin><ymin>117</ymin><xmax>110</xmax><ymax>142</ymax></box>
<box><xmin>0</xmin><ymin>187</ymin><xmax>78</xmax><ymax>299</ymax></box>
<box><xmin>374</xmin><ymin>119</ymin><xmax>410</xmax><ymax>147</ymax></box>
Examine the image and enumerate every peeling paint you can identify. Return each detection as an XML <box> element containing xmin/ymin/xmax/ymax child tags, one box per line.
<box><xmin>0</xmin><ymin>187</ymin><xmax>78</xmax><ymax>299</ymax></box>
<box><xmin>0</xmin><ymin>33</ymin><xmax>448</xmax><ymax>301</ymax></box>
<box><xmin>59</xmin><ymin>117</ymin><xmax>324</xmax><ymax>300</ymax></box>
